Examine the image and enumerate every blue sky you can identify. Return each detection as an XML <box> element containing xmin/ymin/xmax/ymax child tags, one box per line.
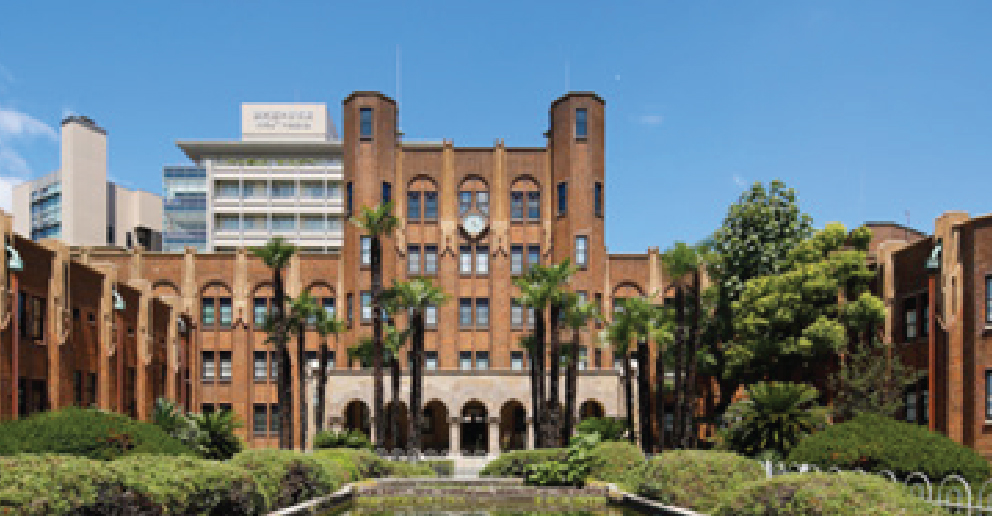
<box><xmin>1</xmin><ymin>1</ymin><xmax>990</xmax><ymax>252</ymax></box>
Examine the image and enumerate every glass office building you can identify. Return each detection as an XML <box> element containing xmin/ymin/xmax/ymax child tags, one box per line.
<box><xmin>163</xmin><ymin>165</ymin><xmax>207</xmax><ymax>252</ymax></box>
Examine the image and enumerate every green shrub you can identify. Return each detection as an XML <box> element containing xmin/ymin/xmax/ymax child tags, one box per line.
<box><xmin>312</xmin><ymin>429</ymin><xmax>373</xmax><ymax>450</ymax></box>
<box><xmin>187</xmin><ymin>409</ymin><xmax>243</xmax><ymax>460</ymax></box>
<box><xmin>384</xmin><ymin>460</ymin><xmax>438</xmax><ymax>478</ymax></box>
<box><xmin>635</xmin><ymin>450</ymin><xmax>766</xmax><ymax>513</ymax></box>
<box><xmin>0</xmin><ymin>454</ymin><xmax>121</xmax><ymax>514</ymax></box>
<box><xmin>524</xmin><ymin>434</ymin><xmax>603</xmax><ymax>487</ymax></box>
<box><xmin>712</xmin><ymin>472</ymin><xmax>949</xmax><ymax>516</ymax></box>
<box><xmin>0</xmin><ymin>407</ymin><xmax>193</xmax><ymax>461</ymax></box>
<box><xmin>586</xmin><ymin>441</ymin><xmax>645</xmax><ymax>487</ymax></box>
<box><xmin>231</xmin><ymin>449</ymin><xmax>340</xmax><ymax>512</ymax></box>
<box><xmin>421</xmin><ymin>459</ymin><xmax>454</xmax><ymax>477</ymax></box>
<box><xmin>479</xmin><ymin>448</ymin><xmax>568</xmax><ymax>477</ymax></box>
<box><xmin>716</xmin><ymin>381</ymin><xmax>828</xmax><ymax>459</ymax></box>
<box><xmin>787</xmin><ymin>413</ymin><xmax>992</xmax><ymax>484</ymax></box>
<box><xmin>314</xmin><ymin>448</ymin><xmax>390</xmax><ymax>479</ymax></box>
<box><xmin>575</xmin><ymin>417</ymin><xmax>628</xmax><ymax>441</ymax></box>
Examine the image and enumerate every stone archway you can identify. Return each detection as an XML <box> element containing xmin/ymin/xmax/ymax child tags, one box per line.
<box><xmin>344</xmin><ymin>400</ymin><xmax>371</xmax><ymax>438</ymax></box>
<box><xmin>580</xmin><ymin>399</ymin><xmax>605</xmax><ymax>420</ymax></box>
<box><xmin>460</xmin><ymin>400</ymin><xmax>488</xmax><ymax>454</ymax></box>
<box><xmin>422</xmin><ymin>400</ymin><xmax>450</xmax><ymax>453</ymax></box>
<box><xmin>499</xmin><ymin>400</ymin><xmax>527</xmax><ymax>451</ymax></box>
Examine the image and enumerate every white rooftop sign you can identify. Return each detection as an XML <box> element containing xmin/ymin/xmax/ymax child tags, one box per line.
<box><xmin>241</xmin><ymin>103</ymin><xmax>338</xmax><ymax>141</ymax></box>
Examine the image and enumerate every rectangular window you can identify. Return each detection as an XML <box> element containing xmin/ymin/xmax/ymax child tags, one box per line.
<box><xmin>253</xmin><ymin>404</ymin><xmax>268</xmax><ymax>434</ymax></box>
<box><xmin>271</xmin><ymin>181</ymin><xmax>296</xmax><ymax>198</ymax></box>
<box><xmin>921</xmin><ymin>387</ymin><xmax>929</xmax><ymax>424</ymax></box>
<box><xmin>459</xmin><ymin>298</ymin><xmax>473</xmax><ymax>327</ymax></box>
<box><xmin>243</xmin><ymin>215</ymin><xmax>267</xmax><ymax>231</ymax></box>
<box><xmin>381</xmin><ymin>181</ymin><xmax>392</xmax><ymax>205</ymax></box>
<box><xmin>477</xmin><ymin>191</ymin><xmax>489</xmax><ymax>215</ymax></box>
<box><xmin>906</xmin><ymin>390</ymin><xmax>917</xmax><ymax>422</ymax></box>
<box><xmin>322</xmin><ymin>297</ymin><xmax>336</xmax><ymax>319</ymax></box>
<box><xmin>511</xmin><ymin>301</ymin><xmax>523</xmax><ymax>327</ymax></box>
<box><xmin>459</xmin><ymin>351</ymin><xmax>473</xmax><ymax>370</ymax></box>
<box><xmin>476</xmin><ymin>298</ymin><xmax>489</xmax><ymax>327</ymax></box>
<box><xmin>216</xmin><ymin>215</ymin><xmax>239</xmax><ymax>231</ymax></box>
<box><xmin>325</xmin><ymin>350</ymin><xmax>336</xmax><ymax>371</ymax></box>
<box><xmin>243</xmin><ymin>180</ymin><xmax>267</xmax><ymax>199</ymax></box>
<box><xmin>527</xmin><ymin>191</ymin><xmax>541</xmax><ymax>219</ymax></box>
<box><xmin>576</xmin><ymin>108</ymin><xmax>588</xmax><ymax>138</ymax></box>
<box><xmin>987</xmin><ymin>276</ymin><xmax>992</xmax><ymax>324</ymax></box>
<box><xmin>301</xmin><ymin>216</ymin><xmax>325</xmax><ymax>232</ymax></box>
<box><xmin>202</xmin><ymin>404</ymin><xmax>215</xmax><ymax>415</ymax></box>
<box><xmin>511</xmin><ymin>245</ymin><xmax>524</xmax><ymax>275</ymax></box>
<box><xmin>407</xmin><ymin>192</ymin><xmax>421</xmax><ymax>220</ymax></box>
<box><xmin>459</xmin><ymin>191</ymin><xmax>472</xmax><ymax>216</ymax></box>
<box><xmin>511</xmin><ymin>192</ymin><xmax>524</xmax><ymax>220</ymax></box>
<box><xmin>271</xmin><ymin>215</ymin><xmax>296</xmax><ymax>231</ymax></box>
<box><xmin>360</xmin><ymin>236</ymin><xmax>372</xmax><ymax>266</ymax></box>
<box><xmin>347</xmin><ymin>294</ymin><xmax>353</xmax><ymax>324</ymax></box>
<box><xmin>269</xmin><ymin>351</ymin><xmax>279</xmax><ymax>380</ymax></box>
<box><xmin>407</xmin><ymin>245</ymin><xmax>421</xmax><ymax>274</ymax></box>
<box><xmin>475</xmin><ymin>351</ymin><xmax>490</xmax><ymax>371</ymax></box>
<box><xmin>921</xmin><ymin>295</ymin><xmax>929</xmax><ymax>338</ymax></box>
<box><xmin>216</xmin><ymin>180</ymin><xmax>240</xmax><ymax>199</ymax></box>
<box><xmin>425</xmin><ymin>305</ymin><xmax>438</xmax><ymax>328</ymax></box>
<box><xmin>579</xmin><ymin>346</ymin><xmax>588</xmax><ymax>371</ymax></box>
<box><xmin>575</xmin><ymin>236</ymin><xmax>588</xmax><ymax>268</ymax></box>
<box><xmin>305</xmin><ymin>350</ymin><xmax>319</xmax><ymax>373</ymax></box>
<box><xmin>511</xmin><ymin>351</ymin><xmax>524</xmax><ymax>371</ymax></box>
<box><xmin>527</xmin><ymin>245</ymin><xmax>541</xmax><ymax>270</ymax></box>
<box><xmin>219</xmin><ymin>351</ymin><xmax>232</xmax><ymax>380</ymax></box>
<box><xmin>476</xmin><ymin>246</ymin><xmax>489</xmax><ymax>275</ymax></box>
<box><xmin>425</xmin><ymin>351</ymin><xmax>438</xmax><ymax>371</ymax></box>
<box><xmin>202</xmin><ymin>298</ymin><xmax>215</xmax><ymax>326</ymax></box>
<box><xmin>592</xmin><ymin>183</ymin><xmax>603</xmax><ymax>219</ymax></box>
<box><xmin>905</xmin><ymin>298</ymin><xmax>917</xmax><ymax>340</ymax></box>
<box><xmin>424</xmin><ymin>192</ymin><xmax>438</xmax><ymax>220</ymax></box>
<box><xmin>360</xmin><ymin>107</ymin><xmax>373</xmax><ymax>137</ymax></box>
<box><xmin>327</xmin><ymin>183</ymin><xmax>342</xmax><ymax>201</ymax></box>
<box><xmin>460</xmin><ymin>246</ymin><xmax>473</xmax><ymax>274</ymax></box>
<box><xmin>254</xmin><ymin>298</ymin><xmax>268</xmax><ymax>326</ymax></box>
<box><xmin>594</xmin><ymin>348</ymin><xmax>602</xmax><ymax>369</ymax></box>
<box><xmin>361</xmin><ymin>291</ymin><xmax>373</xmax><ymax>322</ymax></box>
<box><xmin>254</xmin><ymin>351</ymin><xmax>268</xmax><ymax>380</ymax></box>
<box><xmin>424</xmin><ymin>245</ymin><xmax>438</xmax><ymax>274</ymax></box>
<box><xmin>301</xmin><ymin>181</ymin><xmax>324</xmax><ymax>199</ymax></box>
<box><xmin>986</xmin><ymin>371</ymin><xmax>992</xmax><ymax>421</ymax></box>
<box><xmin>557</xmin><ymin>182</ymin><xmax>568</xmax><ymax>216</ymax></box>
<box><xmin>346</xmin><ymin>182</ymin><xmax>353</xmax><ymax>216</ymax></box>
<box><xmin>219</xmin><ymin>298</ymin><xmax>233</xmax><ymax>326</ymax></box>
<box><xmin>269</xmin><ymin>404</ymin><xmax>280</xmax><ymax>433</ymax></box>
<box><xmin>201</xmin><ymin>351</ymin><xmax>215</xmax><ymax>380</ymax></box>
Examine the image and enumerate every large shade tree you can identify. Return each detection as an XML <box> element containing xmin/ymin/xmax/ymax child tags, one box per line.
<box><xmin>350</xmin><ymin>202</ymin><xmax>399</xmax><ymax>448</ymax></box>
<box><xmin>251</xmin><ymin>237</ymin><xmax>296</xmax><ymax>449</ymax></box>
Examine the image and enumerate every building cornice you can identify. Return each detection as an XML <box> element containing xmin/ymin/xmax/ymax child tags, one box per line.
<box><xmin>175</xmin><ymin>140</ymin><xmax>343</xmax><ymax>163</ymax></box>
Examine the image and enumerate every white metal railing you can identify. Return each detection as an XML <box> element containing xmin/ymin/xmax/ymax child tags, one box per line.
<box><xmin>763</xmin><ymin>460</ymin><xmax>992</xmax><ymax>513</ymax></box>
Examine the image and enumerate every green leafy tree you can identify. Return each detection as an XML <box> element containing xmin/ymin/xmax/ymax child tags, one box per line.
<box><xmin>717</xmin><ymin>381</ymin><xmax>828</xmax><ymax>461</ymax></box>
<box><xmin>828</xmin><ymin>331</ymin><xmax>925</xmax><ymax>422</ymax></box>
<box><xmin>575</xmin><ymin>417</ymin><xmax>628</xmax><ymax>442</ymax></box>
<box><xmin>350</xmin><ymin>202</ymin><xmax>399</xmax><ymax>448</ymax></box>
<box><xmin>313</xmin><ymin>311</ymin><xmax>346</xmax><ymax>434</ymax></box>
<box><xmin>251</xmin><ymin>237</ymin><xmax>297</xmax><ymax>449</ymax></box>
<box><xmin>381</xmin><ymin>278</ymin><xmax>448</xmax><ymax>451</ymax></box>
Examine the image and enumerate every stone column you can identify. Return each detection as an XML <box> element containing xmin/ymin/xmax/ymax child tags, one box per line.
<box><xmin>526</xmin><ymin>417</ymin><xmax>535</xmax><ymax>449</ymax></box>
<box><xmin>488</xmin><ymin>417</ymin><xmax>500</xmax><ymax>455</ymax></box>
<box><xmin>449</xmin><ymin>417</ymin><xmax>460</xmax><ymax>456</ymax></box>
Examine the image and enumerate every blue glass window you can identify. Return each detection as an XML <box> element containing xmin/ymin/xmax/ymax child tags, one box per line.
<box><xmin>407</xmin><ymin>192</ymin><xmax>421</xmax><ymax>220</ymax></box>
<box><xmin>575</xmin><ymin>108</ymin><xmax>588</xmax><ymax>138</ymax></box>
<box><xmin>528</xmin><ymin>192</ymin><xmax>541</xmax><ymax>219</ymax></box>
<box><xmin>424</xmin><ymin>191</ymin><xmax>438</xmax><ymax>220</ymax></box>
<box><xmin>557</xmin><ymin>182</ymin><xmax>568</xmax><ymax>216</ymax></box>
<box><xmin>360</xmin><ymin>108</ymin><xmax>373</xmax><ymax>137</ymax></box>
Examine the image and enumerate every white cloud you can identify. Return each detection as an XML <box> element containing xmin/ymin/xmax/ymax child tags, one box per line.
<box><xmin>637</xmin><ymin>114</ymin><xmax>663</xmax><ymax>125</ymax></box>
<box><xmin>0</xmin><ymin>173</ymin><xmax>23</xmax><ymax>212</ymax></box>
<box><xmin>733</xmin><ymin>175</ymin><xmax>747</xmax><ymax>188</ymax></box>
<box><xmin>0</xmin><ymin>106</ymin><xmax>58</xmax><ymax>196</ymax></box>
<box><xmin>0</xmin><ymin>106</ymin><xmax>58</xmax><ymax>142</ymax></box>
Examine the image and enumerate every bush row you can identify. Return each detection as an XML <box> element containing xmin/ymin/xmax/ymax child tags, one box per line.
<box><xmin>0</xmin><ymin>448</ymin><xmax>434</xmax><ymax>515</ymax></box>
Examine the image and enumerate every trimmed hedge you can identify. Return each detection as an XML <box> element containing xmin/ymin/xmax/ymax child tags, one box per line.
<box><xmin>586</xmin><ymin>441</ymin><xmax>645</xmax><ymax>488</ymax></box>
<box><xmin>0</xmin><ymin>454</ymin><xmax>120</xmax><ymax>514</ymax></box>
<box><xmin>231</xmin><ymin>449</ymin><xmax>351</xmax><ymax>512</ymax></box>
<box><xmin>635</xmin><ymin>450</ymin><xmax>766</xmax><ymax>513</ymax></box>
<box><xmin>0</xmin><ymin>407</ymin><xmax>192</xmax><ymax>461</ymax></box>
<box><xmin>787</xmin><ymin>414</ymin><xmax>992</xmax><ymax>484</ymax></box>
<box><xmin>479</xmin><ymin>449</ymin><xmax>569</xmax><ymax>478</ymax></box>
<box><xmin>712</xmin><ymin>472</ymin><xmax>949</xmax><ymax>516</ymax></box>
<box><xmin>314</xmin><ymin>449</ymin><xmax>390</xmax><ymax>479</ymax></box>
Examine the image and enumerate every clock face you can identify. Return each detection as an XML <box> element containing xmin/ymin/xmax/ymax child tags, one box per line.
<box><xmin>462</xmin><ymin>214</ymin><xmax>488</xmax><ymax>237</ymax></box>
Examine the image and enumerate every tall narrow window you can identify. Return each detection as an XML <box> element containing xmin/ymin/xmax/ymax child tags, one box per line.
<box><xmin>904</xmin><ymin>298</ymin><xmax>917</xmax><ymax>340</ymax></box>
<box><xmin>425</xmin><ymin>351</ymin><xmax>438</xmax><ymax>370</ymax></box>
<box><xmin>511</xmin><ymin>301</ymin><xmax>523</xmax><ymax>327</ymax></box>
<box><xmin>424</xmin><ymin>245</ymin><xmax>438</xmax><ymax>274</ymax></box>
<box><xmin>347</xmin><ymin>293</ymin><xmax>354</xmax><ymax>324</ymax></box>
<box><xmin>579</xmin><ymin>346</ymin><xmax>588</xmax><ymax>371</ymax></box>
<box><xmin>594</xmin><ymin>182</ymin><xmax>603</xmax><ymax>217</ymax></box>
<box><xmin>202</xmin><ymin>298</ymin><xmax>215</xmax><ymax>326</ymax></box>
<box><xmin>219</xmin><ymin>351</ymin><xmax>232</xmax><ymax>380</ymax></box>
<box><xmin>476</xmin><ymin>246</ymin><xmax>489</xmax><ymax>275</ymax></box>
<box><xmin>594</xmin><ymin>348</ymin><xmax>602</xmax><ymax>369</ymax></box>
<box><xmin>921</xmin><ymin>387</ymin><xmax>929</xmax><ymax>424</ymax></box>
<box><xmin>407</xmin><ymin>192</ymin><xmax>421</xmax><ymax>220</ymax></box>
<box><xmin>269</xmin><ymin>351</ymin><xmax>279</xmax><ymax>380</ymax></box>
<box><xmin>527</xmin><ymin>191</ymin><xmax>541</xmax><ymax>220</ymax></box>
<box><xmin>424</xmin><ymin>192</ymin><xmax>438</xmax><ymax>220</ymax></box>
<box><xmin>360</xmin><ymin>236</ymin><xmax>372</xmax><ymax>266</ymax></box>
<box><xmin>305</xmin><ymin>350</ymin><xmax>319</xmax><ymax>373</ymax></box>
<box><xmin>459</xmin><ymin>298</ymin><xmax>473</xmax><ymax>327</ymax></box>
<box><xmin>202</xmin><ymin>351</ymin><xmax>215</xmax><ymax>380</ymax></box>
<box><xmin>575</xmin><ymin>108</ymin><xmax>588</xmax><ymax>138</ymax></box>
<box><xmin>460</xmin><ymin>246</ymin><xmax>473</xmax><ymax>274</ymax></box>
<box><xmin>254</xmin><ymin>351</ymin><xmax>268</xmax><ymax>380</ymax></box>
<box><xmin>459</xmin><ymin>351</ymin><xmax>473</xmax><ymax>370</ymax></box>
<box><xmin>475</xmin><ymin>351</ymin><xmax>490</xmax><ymax>370</ymax></box>
<box><xmin>511</xmin><ymin>245</ymin><xmax>524</xmax><ymax>275</ymax></box>
<box><xmin>407</xmin><ymin>245</ymin><xmax>421</xmax><ymax>274</ymax></box>
<box><xmin>477</xmin><ymin>191</ymin><xmax>489</xmax><ymax>215</ymax></box>
<box><xmin>253</xmin><ymin>404</ymin><xmax>268</xmax><ymax>434</ymax></box>
<box><xmin>346</xmin><ymin>182</ymin><xmax>353</xmax><ymax>217</ymax></box>
<box><xmin>361</xmin><ymin>291</ymin><xmax>373</xmax><ymax>322</ymax></box>
<box><xmin>424</xmin><ymin>305</ymin><xmax>438</xmax><ymax>328</ymax></box>
<box><xmin>527</xmin><ymin>245</ymin><xmax>541</xmax><ymax>270</ymax></box>
<box><xmin>511</xmin><ymin>351</ymin><xmax>524</xmax><ymax>371</ymax></box>
<box><xmin>322</xmin><ymin>297</ymin><xmax>335</xmax><ymax>319</ymax></box>
<box><xmin>381</xmin><ymin>182</ymin><xmax>392</xmax><ymax>205</ymax></box>
<box><xmin>987</xmin><ymin>371</ymin><xmax>992</xmax><ymax>421</ymax></box>
<box><xmin>511</xmin><ymin>192</ymin><xmax>524</xmax><ymax>220</ymax></box>
<box><xmin>557</xmin><ymin>182</ymin><xmax>568</xmax><ymax>216</ymax></box>
<box><xmin>219</xmin><ymin>298</ymin><xmax>233</xmax><ymax>326</ymax></box>
<box><xmin>360</xmin><ymin>107</ymin><xmax>373</xmax><ymax>138</ymax></box>
<box><xmin>254</xmin><ymin>298</ymin><xmax>268</xmax><ymax>326</ymax></box>
<box><xmin>459</xmin><ymin>191</ymin><xmax>472</xmax><ymax>215</ymax></box>
<box><xmin>476</xmin><ymin>298</ymin><xmax>489</xmax><ymax>327</ymax></box>
<box><xmin>986</xmin><ymin>276</ymin><xmax>992</xmax><ymax>324</ymax></box>
<box><xmin>575</xmin><ymin>236</ymin><xmax>588</xmax><ymax>268</ymax></box>
<box><xmin>269</xmin><ymin>404</ymin><xmax>280</xmax><ymax>433</ymax></box>
<box><xmin>921</xmin><ymin>295</ymin><xmax>929</xmax><ymax>338</ymax></box>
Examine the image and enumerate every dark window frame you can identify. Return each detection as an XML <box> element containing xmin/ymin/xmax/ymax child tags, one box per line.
<box><xmin>359</xmin><ymin>107</ymin><xmax>373</xmax><ymax>138</ymax></box>
<box><xmin>557</xmin><ymin>182</ymin><xmax>568</xmax><ymax>217</ymax></box>
<box><xmin>575</xmin><ymin>108</ymin><xmax>588</xmax><ymax>138</ymax></box>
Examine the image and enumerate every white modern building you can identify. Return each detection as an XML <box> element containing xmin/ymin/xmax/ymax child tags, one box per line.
<box><xmin>12</xmin><ymin>116</ymin><xmax>163</xmax><ymax>249</ymax></box>
<box><xmin>176</xmin><ymin>103</ymin><xmax>345</xmax><ymax>253</ymax></box>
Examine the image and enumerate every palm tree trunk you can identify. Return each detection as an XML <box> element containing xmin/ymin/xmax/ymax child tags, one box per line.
<box><xmin>637</xmin><ymin>338</ymin><xmax>652</xmax><ymax>453</ymax></box>
<box><xmin>274</xmin><ymin>268</ymin><xmax>293</xmax><ymax>450</ymax></box>
<box><xmin>674</xmin><ymin>286</ymin><xmax>686</xmax><ymax>449</ymax></box>
<box><xmin>547</xmin><ymin>303</ymin><xmax>561</xmax><ymax>447</ymax></box>
<box><xmin>657</xmin><ymin>339</ymin><xmax>666</xmax><ymax>452</ymax></box>
<box><xmin>408</xmin><ymin>310</ymin><xmax>424</xmax><ymax>451</ymax></box>
<box><xmin>533</xmin><ymin>310</ymin><xmax>546</xmax><ymax>448</ymax></box>
<box><xmin>391</xmin><ymin>356</ymin><xmax>401</xmax><ymax>450</ymax></box>
<box><xmin>316</xmin><ymin>337</ymin><xmax>329</xmax><ymax>433</ymax></box>
<box><xmin>684</xmin><ymin>271</ymin><xmax>701</xmax><ymax>449</ymax></box>
<box><xmin>371</xmin><ymin>236</ymin><xmax>385</xmax><ymax>449</ymax></box>
<box><xmin>623</xmin><ymin>355</ymin><xmax>635</xmax><ymax>444</ymax></box>
<box><xmin>564</xmin><ymin>329</ymin><xmax>580</xmax><ymax>445</ymax></box>
<box><xmin>297</xmin><ymin>323</ymin><xmax>307</xmax><ymax>450</ymax></box>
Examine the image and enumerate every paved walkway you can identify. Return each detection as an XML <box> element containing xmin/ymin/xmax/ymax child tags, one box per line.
<box><xmin>451</xmin><ymin>455</ymin><xmax>496</xmax><ymax>477</ymax></box>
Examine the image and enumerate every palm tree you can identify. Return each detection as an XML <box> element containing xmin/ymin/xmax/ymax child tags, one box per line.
<box><xmin>560</xmin><ymin>294</ymin><xmax>599</xmax><ymax>443</ymax></box>
<box><xmin>599</xmin><ymin>313</ymin><xmax>636</xmax><ymax>445</ymax></box>
<box><xmin>313</xmin><ymin>311</ymin><xmax>346</xmax><ymax>435</ymax></box>
<box><xmin>251</xmin><ymin>238</ymin><xmax>296</xmax><ymax>450</ymax></box>
<box><xmin>661</xmin><ymin>242</ymin><xmax>702</xmax><ymax>449</ymax></box>
<box><xmin>288</xmin><ymin>292</ymin><xmax>321</xmax><ymax>450</ymax></box>
<box><xmin>350</xmin><ymin>202</ymin><xmax>399</xmax><ymax>448</ymax></box>
<box><xmin>719</xmin><ymin>381</ymin><xmax>828</xmax><ymax>460</ymax></box>
<box><xmin>381</xmin><ymin>279</ymin><xmax>448</xmax><ymax>451</ymax></box>
<box><xmin>348</xmin><ymin>325</ymin><xmax>407</xmax><ymax>449</ymax></box>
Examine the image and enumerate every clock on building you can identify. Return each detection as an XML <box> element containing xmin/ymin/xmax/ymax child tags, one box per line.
<box><xmin>461</xmin><ymin>213</ymin><xmax>488</xmax><ymax>238</ymax></box>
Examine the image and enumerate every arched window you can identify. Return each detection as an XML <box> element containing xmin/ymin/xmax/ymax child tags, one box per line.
<box><xmin>407</xmin><ymin>177</ymin><xmax>439</xmax><ymax>221</ymax></box>
<box><xmin>510</xmin><ymin>177</ymin><xmax>540</xmax><ymax>222</ymax></box>
<box><xmin>458</xmin><ymin>177</ymin><xmax>489</xmax><ymax>216</ymax></box>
